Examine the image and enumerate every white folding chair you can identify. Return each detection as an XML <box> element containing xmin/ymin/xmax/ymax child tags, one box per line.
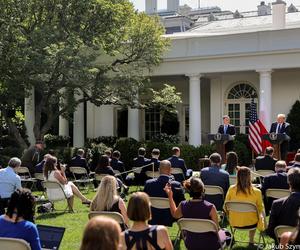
<box><xmin>274</xmin><ymin>225</ymin><xmax>297</xmax><ymax>243</ymax></box>
<box><xmin>229</xmin><ymin>176</ymin><xmax>236</xmax><ymax>186</ymax></box>
<box><xmin>94</xmin><ymin>174</ymin><xmax>108</xmax><ymax>182</ymax></box>
<box><xmin>0</xmin><ymin>237</ymin><xmax>31</xmax><ymax>250</ymax></box>
<box><xmin>88</xmin><ymin>211</ymin><xmax>126</xmax><ymax>225</ymax></box>
<box><xmin>34</xmin><ymin>172</ymin><xmax>44</xmax><ymax>181</ymax></box>
<box><xmin>42</xmin><ymin>181</ymin><xmax>72</xmax><ymax>212</ymax></box>
<box><xmin>265</xmin><ymin>189</ymin><xmax>290</xmax><ymax>199</ymax></box>
<box><xmin>224</xmin><ymin>201</ymin><xmax>266</xmax><ymax>249</ymax></box>
<box><xmin>145</xmin><ymin>171</ymin><xmax>160</xmax><ymax>179</ymax></box>
<box><xmin>149</xmin><ymin>197</ymin><xmax>170</xmax><ymax>209</ymax></box>
<box><xmin>205</xmin><ymin>185</ymin><xmax>225</xmax><ymax>222</ymax></box>
<box><xmin>16</xmin><ymin>167</ymin><xmax>37</xmax><ymax>189</ymax></box>
<box><xmin>171</xmin><ymin>168</ymin><xmax>185</xmax><ymax>181</ymax></box>
<box><xmin>175</xmin><ymin>218</ymin><xmax>225</xmax><ymax>249</ymax></box>
<box><xmin>69</xmin><ymin>167</ymin><xmax>93</xmax><ymax>191</ymax></box>
<box><xmin>254</xmin><ymin>170</ymin><xmax>275</xmax><ymax>177</ymax></box>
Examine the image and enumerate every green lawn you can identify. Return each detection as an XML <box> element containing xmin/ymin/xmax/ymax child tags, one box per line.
<box><xmin>35</xmin><ymin>188</ymin><xmax>275</xmax><ymax>250</ymax></box>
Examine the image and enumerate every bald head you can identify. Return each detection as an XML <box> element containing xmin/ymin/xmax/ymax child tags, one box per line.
<box><xmin>159</xmin><ymin>160</ymin><xmax>171</xmax><ymax>175</ymax></box>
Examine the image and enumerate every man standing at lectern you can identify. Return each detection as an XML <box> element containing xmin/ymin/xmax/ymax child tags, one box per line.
<box><xmin>218</xmin><ymin>115</ymin><xmax>236</xmax><ymax>152</ymax></box>
<box><xmin>270</xmin><ymin>114</ymin><xmax>290</xmax><ymax>160</ymax></box>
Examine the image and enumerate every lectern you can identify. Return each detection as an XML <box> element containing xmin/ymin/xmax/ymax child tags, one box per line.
<box><xmin>262</xmin><ymin>133</ymin><xmax>290</xmax><ymax>160</ymax></box>
<box><xmin>208</xmin><ymin>133</ymin><xmax>234</xmax><ymax>164</ymax></box>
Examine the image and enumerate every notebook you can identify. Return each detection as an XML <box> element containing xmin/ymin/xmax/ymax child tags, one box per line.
<box><xmin>37</xmin><ymin>224</ymin><xmax>65</xmax><ymax>250</ymax></box>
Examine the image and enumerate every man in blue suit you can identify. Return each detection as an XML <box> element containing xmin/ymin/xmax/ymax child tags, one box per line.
<box><xmin>168</xmin><ymin>147</ymin><xmax>189</xmax><ymax>182</ymax></box>
<box><xmin>68</xmin><ymin>149</ymin><xmax>89</xmax><ymax>177</ymax></box>
<box><xmin>261</xmin><ymin>160</ymin><xmax>289</xmax><ymax>214</ymax></box>
<box><xmin>111</xmin><ymin>150</ymin><xmax>126</xmax><ymax>181</ymax></box>
<box><xmin>133</xmin><ymin>147</ymin><xmax>150</xmax><ymax>184</ymax></box>
<box><xmin>218</xmin><ymin>115</ymin><xmax>236</xmax><ymax>152</ymax></box>
<box><xmin>144</xmin><ymin>160</ymin><xmax>185</xmax><ymax>226</ymax></box>
<box><xmin>141</xmin><ymin>149</ymin><xmax>160</xmax><ymax>181</ymax></box>
<box><xmin>200</xmin><ymin>153</ymin><xmax>229</xmax><ymax>211</ymax></box>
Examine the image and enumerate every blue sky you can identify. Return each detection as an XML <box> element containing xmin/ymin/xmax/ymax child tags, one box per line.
<box><xmin>130</xmin><ymin>0</ymin><xmax>300</xmax><ymax>12</ymax></box>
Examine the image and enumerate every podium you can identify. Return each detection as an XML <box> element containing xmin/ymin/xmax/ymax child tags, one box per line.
<box><xmin>208</xmin><ymin>133</ymin><xmax>234</xmax><ymax>164</ymax></box>
<box><xmin>262</xmin><ymin>133</ymin><xmax>290</xmax><ymax>160</ymax></box>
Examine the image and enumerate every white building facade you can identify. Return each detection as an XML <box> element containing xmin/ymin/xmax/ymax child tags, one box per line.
<box><xmin>24</xmin><ymin>1</ymin><xmax>300</xmax><ymax>147</ymax></box>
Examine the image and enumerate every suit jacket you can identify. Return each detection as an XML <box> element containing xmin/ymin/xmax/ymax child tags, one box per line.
<box><xmin>200</xmin><ymin>165</ymin><xmax>230</xmax><ymax>210</ymax></box>
<box><xmin>218</xmin><ymin>124</ymin><xmax>236</xmax><ymax>135</ymax></box>
<box><xmin>133</xmin><ymin>156</ymin><xmax>150</xmax><ymax>169</ymax></box>
<box><xmin>261</xmin><ymin>171</ymin><xmax>289</xmax><ymax>213</ymax></box>
<box><xmin>69</xmin><ymin>155</ymin><xmax>89</xmax><ymax>173</ymax></box>
<box><xmin>267</xmin><ymin>192</ymin><xmax>300</xmax><ymax>239</ymax></box>
<box><xmin>111</xmin><ymin>158</ymin><xmax>125</xmax><ymax>172</ymax></box>
<box><xmin>21</xmin><ymin>146</ymin><xmax>41</xmax><ymax>175</ymax></box>
<box><xmin>35</xmin><ymin>160</ymin><xmax>45</xmax><ymax>173</ymax></box>
<box><xmin>255</xmin><ymin>155</ymin><xmax>277</xmax><ymax>171</ymax></box>
<box><xmin>269</xmin><ymin>122</ymin><xmax>290</xmax><ymax>135</ymax></box>
<box><xmin>142</xmin><ymin>158</ymin><xmax>160</xmax><ymax>173</ymax></box>
<box><xmin>168</xmin><ymin>156</ymin><xmax>187</xmax><ymax>182</ymax></box>
<box><xmin>144</xmin><ymin>175</ymin><xmax>185</xmax><ymax>226</ymax></box>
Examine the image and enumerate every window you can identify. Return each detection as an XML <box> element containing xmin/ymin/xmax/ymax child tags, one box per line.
<box><xmin>226</xmin><ymin>83</ymin><xmax>258</xmax><ymax>134</ymax></box>
<box><xmin>145</xmin><ymin>108</ymin><xmax>161</xmax><ymax>140</ymax></box>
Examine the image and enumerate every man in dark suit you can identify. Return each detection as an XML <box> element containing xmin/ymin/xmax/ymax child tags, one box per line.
<box><xmin>269</xmin><ymin>113</ymin><xmax>290</xmax><ymax>161</ymax></box>
<box><xmin>144</xmin><ymin>160</ymin><xmax>185</xmax><ymax>226</ymax></box>
<box><xmin>267</xmin><ymin>167</ymin><xmax>300</xmax><ymax>239</ymax></box>
<box><xmin>68</xmin><ymin>149</ymin><xmax>89</xmax><ymax>177</ymax></box>
<box><xmin>168</xmin><ymin>147</ymin><xmax>189</xmax><ymax>182</ymax></box>
<box><xmin>141</xmin><ymin>148</ymin><xmax>160</xmax><ymax>180</ymax></box>
<box><xmin>218</xmin><ymin>115</ymin><xmax>236</xmax><ymax>152</ymax></box>
<box><xmin>133</xmin><ymin>147</ymin><xmax>150</xmax><ymax>185</ymax></box>
<box><xmin>200</xmin><ymin>153</ymin><xmax>230</xmax><ymax>211</ymax></box>
<box><xmin>255</xmin><ymin>146</ymin><xmax>277</xmax><ymax>171</ymax></box>
<box><xmin>261</xmin><ymin>160</ymin><xmax>289</xmax><ymax>214</ymax></box>
<box><xmin>111</xmin><ymin>150</ymin><xmax>126</xmax><ymax>181</ymax></box>
<box><xmin>21</xmin><ymin>140</ymin><xmax>44</xmax><ymax>176</ymax></box>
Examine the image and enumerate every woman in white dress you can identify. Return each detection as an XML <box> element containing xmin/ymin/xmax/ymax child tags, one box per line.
<box><xmin>43</xmin><ymin>156</ymin><xmax>91</xmax><ymax>211</ymax></box>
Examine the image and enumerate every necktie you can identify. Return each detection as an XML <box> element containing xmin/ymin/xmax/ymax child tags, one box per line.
<box><xmin>224</xmin><ymin>125</ymin><xmax>227</xmax><ymax>134</ymax></box>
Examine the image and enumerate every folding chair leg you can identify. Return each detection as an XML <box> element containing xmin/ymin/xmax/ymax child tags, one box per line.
<box><xmin>173</xmin><ymin>230</ymin><xmax>182</xmax><ymax>248</ymax></box>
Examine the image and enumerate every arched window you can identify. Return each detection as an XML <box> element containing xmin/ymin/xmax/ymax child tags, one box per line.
<box><xmin>225</xmin><ymin>83</ymin><xmax>258</xmax><ymax>134</ymax></box>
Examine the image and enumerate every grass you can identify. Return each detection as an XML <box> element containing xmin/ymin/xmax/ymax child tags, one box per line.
<box><xmin>35</xmin><ymin>187</ymin><xmax>276</xmax><ymax>250</ymax></box>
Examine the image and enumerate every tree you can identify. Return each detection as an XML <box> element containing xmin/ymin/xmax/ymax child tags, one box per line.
<box><xmin>0</xmin><ymin>0</ymin><xmax>169</xmax><ymax>148</ymax></box>
<box><xmin>287</xmin><ymin>100</ymin><xmax>300</xmax><ymax>151</ymax></box>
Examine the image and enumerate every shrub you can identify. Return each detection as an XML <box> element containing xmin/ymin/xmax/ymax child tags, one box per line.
<box><xmin>85</xmin><ymin>136</ymin><xmax>118</xmax><ymax>148</ymax></box>
<box><xmin>233</xmin><ymin>134</ymin><xmax>252</xmax><ymax>166</ymax></box>
<box><xmin>287</xmin><ymin>100</ymin><xmax>300</xmax><ymax>151</ymax></box>
<box><xmin>44</xmin><ymin>134</ymin><xmax>70</xmax><ymax>148</ymax></box>
<box><xmin>151</xmin><ymin>133</ymin><xmax>180</xmax><ymax>144</ymax></box>
<box><xmin>0</xmin><ymin>146</ymin><xmax>23</xmax><ymax>167</ymax></box>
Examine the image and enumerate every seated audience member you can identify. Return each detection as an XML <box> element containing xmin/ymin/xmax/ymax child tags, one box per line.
<box><xmin>200</xmin><ymin>153</ymin><xmax>229</xmax><ymax>210</ymax></box>
<box><xmin>255</xmin><ymin>146</ymin><xmax>277</xmax><ymax>171</ymax></box>
<box><xmin>280</xmin><ymin>211</ymin><xmax>300</xmax><ymax>249</ymax></box>
<box><xmin>267</xmin><ymin>167</ymin><xmax>300</xmax><ymax>239</ymax></box>
<box><xmin>261</xmin><ymin>160</ymin><xmax>289</xmax><ymax>214</ymax></box>
<box><xmin>133</xmin><ymin>147</ymin><xmax>150</xmax><ymax>184</ymax></box>
<box><xmin>141</xmin><ymin>149</ymin><xmax>160</xmax><ymax>179</ymax></box>
<box><xmin>168</xmin><ymin>147</ymin><xmax>190</xmax><ymax>182</ymax></box>
<box><xmin>120</xmin><ymin>192</ymin><xmax>173</xmax><ymax>250</ymax></box>
<box><xmin>105</xmin><ymin>149</ymin><xmax>112</xmax><ymax>160</ymax></box>
<box><xmin>0</xmin><ymin>157</ymin><xmax>22</xmax><ymax>215</ymax></box>
<box><xmin>68</xmin><ymin>149</ymin><xmax>89</xmax><ymax>174</ymax></box>
<box><xmin>224</xmin><ymin>167</ymin><xmax>265</xmax><ymax>247</ymax></box>
<box><xmin>111</xmin><ymin>150</ymin><xmax>126</xmax><ymax>181</ymax></box>
<box><xmin>290</xmin><ymin>153</ymin><xmax>300</xmax><ymax>169</ymax></box>
<box><xmin>222</xmin><ymin>151</ymin><xmax>239</xmax><ymax>176</ymax></box>
<box><xmin>90</xmin><ymin>175</ymin><xmax>129</xmax><ymax>229</ymax></box>
<box><xmin>44</xmin><ymin>156</ymin><xmax>91</xmax><ymax>211</ymax></box>
<box><xmin>80</xmin><ymin>216</ymin><xmax>121</xmax><ymax>250</ymax></box>
<box><xmin>35</xmin><ymin>154</ymin><xmax>51</xmax><ymax>173</ymax></box>
<box><xmin>288</xmin><ymin>149</ymin><xmax>300</xmax><ymax>166</ymax></box>
<box><xmin>144</xmin><ymin>160</ymin><xmax>185</xmax><ymax>226</ymax></box>
<box><xmin>165</xmin><ymin>177</ymin><xmax>223</xmax><ymax>250</ymax></box>
<box><xmin>0</xmin><ymin>190</ymin><xmax>41</xmax><ymax>250</ymax></box>
<box><xmin>94</xmin><ymin>155</ymin><xmax>128</xmax><ymax>193</ymax></box>
<box><xmin>21</xmin><ymin>140</ymin><xmax>44</xmax><ymax>176</ymax></box>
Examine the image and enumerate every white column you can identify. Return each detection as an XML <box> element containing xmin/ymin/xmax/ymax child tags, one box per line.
<box><xmin>128</xmin><ymin>108</ymin><xmax>140</xmax><ymax>141</ymax></box>
<box><xmin>187</xmin><ymin>74</ymin><xmax>202</xmax><ymax>146</ymax></box>
<box><xmin>73</xmin><ymin>90</ymin><xmax>85</xmax><ymax>147</ymax></box>
<box><xmin>257</xmin><ymin>69</ymin><xmax>272</xmax><ymax>130</ymax></box>
<box><xmin>24</xmin><ymin>87</ymin><xmax>35</xmax><ymax>145</ymax></box>
<box><xmin>58</xmin><ymin>89</ymin><xmax>69</xmax><ymax>137</ymax></box>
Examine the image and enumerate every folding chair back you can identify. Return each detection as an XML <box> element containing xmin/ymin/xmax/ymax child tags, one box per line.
<box><xmin>0</xmin><ymin>237</ymin><xmax>31</xmax><ymax>250</ymax></box>
<box><xmin>274</xmin><ymin>225</ymin><xmax>297</xmax><ymax>243</ymax></box>
<box><xmin>171</xmin><ymin>168</ymin><xmax>185</xmax><ymax>180</ymax></box>
<box><xmin>42</xmin><ymin>181</ymin><xmax>67</xmax><ymax>201</ymax></box>
<box><xmin>16</xmin><ymin>167</ymin><xmax>32</xmax><ymax>178</ymax></box>
<box><xmin>224</xmin><ymin>201</ymin><xmax>257</xmax><ymax>214</ymax></box>
<box><xmin>205</xmin><ymin>185</ymin><xmax>224</xmax><ymax>198</ymax></box>
<box><xmin>254</xmin><ymin>170</ymin><xmax>275</xmax><ymax>177</ymax></box>
<box><xmin>34</xmin><ymin>173</ymin><xmax>44</xmax><ymax>181</ymax></box>
<box><xmin>266</xmin><ymin>189</ymin><xmax>290</xmax><ymax>199</ymax></box>
<box><xmin>88</xmin><ymin>211</ymin><xmax>125</xmax><ymax>225</ymax></box>
<box><xmin>149</xmin><ymin>197</ymin><xmax>170</xmax><ymax>209</ymax></box>
<box><xmin>94</xmin><ymin>174</ymin><xmax>108</xmax><ymax>181</ymax></box>
<box><xmin>229</xmin><ymin>176</ymin><xmax>236</xmax><ymax>185</ymax></box>
<box><xmin>178</xmin><ymin>218</ymin><xmax>219</xmax><ymax>233</ymax></box>
<box><xmin>132</xmin><ymin>167</ymin><xmax>141</xmax><ymax>174</ymax></box>
<box><xmin>69</xmin><ymin>167</ymin><xmax>88</xmax><ymax>176</ymax></box>
<box><xmin>145</xmin><ymin>171</ymin><xmax>160</xmax><ymax>179</ymax></box>
<box><xmin>113</xmin><ymin>170</ymin><xmax>122</xmax><ymax>177</ymax></box>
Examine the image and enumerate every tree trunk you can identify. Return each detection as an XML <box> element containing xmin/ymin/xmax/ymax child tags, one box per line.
<box><xmin>1</xmin><ymin>109</ymin><xmax>28</xmax><ymax>150</ymax></box>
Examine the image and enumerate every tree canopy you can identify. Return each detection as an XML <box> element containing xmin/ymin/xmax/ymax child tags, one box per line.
<box><xmin>0</xmin><ymin>0</ymin><xmax>169</xmax><ymax>147</ymax></box>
